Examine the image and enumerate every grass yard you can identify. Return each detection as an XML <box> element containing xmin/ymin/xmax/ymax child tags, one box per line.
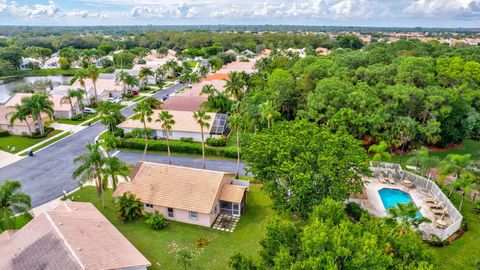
<box><xmin>0</xmin><ymin>130</ymin><xmax>62</xmax><ymax>153</ymax></box>
<box><xmin>0</xmin><ymin>214</ymin><xmax>32</xmax><ymax>234</ymax></box>
<box><xmin>69</xmin><ymin>185</ymin><xmax>272</xmax><ymax>270</ymax></box>
<box><xmin>430</xmin><ymin>193</ymin><xmax>480</xmax><ymax>269</ymax></box>
<box><xmin>55</xmin><ymin>114</ymin><xmax>98</xmax><ymax>125</ymax></box>
<box><xmin>19</xmin><ymin>131</ymin><xmax>72</xmax><ymax>156</ymax></box>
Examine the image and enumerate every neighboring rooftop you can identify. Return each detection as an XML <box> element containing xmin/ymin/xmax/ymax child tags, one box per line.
<box><xmin>118</xmin><ymin>110</ymin><xmax>217</xmax><ymax>133</ymax></box>
<box><xmin>0</xmin><ymin>201</ymin><xmax>150</xmax><ymax>270</ymax></box>
<box><xmin>114</xmin><ymin>162</ymin><xmax>236</xmax><ymax>214</ymax></box>
<box><xmin>161</xmin><ymin>96</ymin><xmax>208</xmax><ymax>112</ymax></box>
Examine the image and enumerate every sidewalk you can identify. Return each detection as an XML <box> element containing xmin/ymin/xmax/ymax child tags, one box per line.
<box><xmin>0</xmin><ymin>150</ymin><xmax>23</xmax><ymax>168</ymax></box>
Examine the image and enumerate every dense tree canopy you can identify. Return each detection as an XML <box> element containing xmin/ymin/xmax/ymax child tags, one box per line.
<box><xmin>243</xmin><ymin>120</ymin><xmax>369</xmax><ymax>218</ymax></box>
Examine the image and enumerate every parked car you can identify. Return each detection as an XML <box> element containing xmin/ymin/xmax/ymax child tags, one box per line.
<box><xmin>107</xmin><ymin>97</ymin><xmax>122</xmax><ymax>103</ymax></box>
<box><xmin>132</xmin><ymin>90</ymin><xmax>140</xmax><ymax>95</ymax></box>
<box><xmin>84</xmin><ymin>108</ymin><xmax>96</xmax><ymax>114</ymax></box>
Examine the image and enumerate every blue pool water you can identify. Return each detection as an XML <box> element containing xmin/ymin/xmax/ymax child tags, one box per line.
<box><xmin>378</xmin><ymin>188</ymin><xmax>422</xmax><ymax>218</ymax></box>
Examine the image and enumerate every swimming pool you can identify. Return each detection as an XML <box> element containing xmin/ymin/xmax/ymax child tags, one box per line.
<box><xmin>378</xmin><ymin>188</ymin><xmax>422</xmax><ymax>217</ymax></box>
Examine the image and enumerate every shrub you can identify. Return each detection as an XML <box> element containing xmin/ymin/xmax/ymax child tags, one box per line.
<box><xmin>180</xmin><ymin>137</ymin><xmax>194</xmax><ymax>143</ymax></box>
<box><xmin>196</xmin><ymin>237</ymin><xmax>210</xmax><ymax>248</ymax></box>
<box><xmin>345</xmin><ymin>202</ymin><xmax>367</xmax><ymax>221</ymax></box>
<box><xmin>129</xmin><ymin>128</ymin><xmax>151</xmax><ymax>139</ymax></box>
<box><xmin>116</xmin><ymin>192</ymin><xmax>143</xmax><ymax>222</ymax></box>
<box><xmin>206</xmin><ymin>136</ymin><xmax>227</xmax><ymax>147</ymax></box>
<box><xmin>30</xmin><ymin>127</ymin><xmax>54</xmax><ymax>138</ymax></box>
<box><xmin>144</xmin><ymin>210</ymin><xmax>168</xmax><ymax>230</ymax></box>
<box><xmin>112</xmin><ymin>128</ymin><xmax>124</xmax><ymax>138</ymax></box>
<box><xmin>0</xmin><ymin>130</ymin><xmax>9</xmax><ymax>137</ymax></box>
<box><xmin>119</xmin><ymin>138</ymin><xmax>238</xmax><ymax>158</ymax></box>
<box><xmin>137</xmin><ymin>59</ymin><xmax>146</xmax><ymax>64</ymax></box>
<box><xmin>71</xmin><ymin>114</ymin><xmax>83</xmax><ymax>121</ymax></box>
<box><xmin>105</xmin><ymin>66</ymin><xmax>115</xmax><ymax>73</ymax></box>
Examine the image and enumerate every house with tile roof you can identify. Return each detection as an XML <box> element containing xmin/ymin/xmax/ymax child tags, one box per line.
<box><xmin>118</xmin><ymin>110</ymin><xmax>228</xmax><ymax>142</ymax></box>
<box><xmin>0</xmin><ymin>201</ymin><xmax>150</xmax><ymax>270</ymax></box>
<box><xmin>160</xmin><ymin>96</ymin><xmax>208</xmax><ymax>112</ymax></box>
<box><xmin>113</xmin><ymin>162</ymin><xmax>249</xmax><ymax>227</ymax></box>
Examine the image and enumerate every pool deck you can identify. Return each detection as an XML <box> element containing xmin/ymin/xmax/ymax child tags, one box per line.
<box><xmin>357</xmin><ymin>176</ymin><xmax>454</xmax><ymax>239</ymax></box>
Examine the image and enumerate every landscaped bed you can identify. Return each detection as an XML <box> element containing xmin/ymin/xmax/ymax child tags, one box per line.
<box><xmin>68</xmin><ymin>185</ymin><xmax>271</xmax><ymax>270</ymax></box>
<box><xmin>55</xmin><ymin>113</ymin><xmax>98</xmax><ymax>125</ymax></box>
<box><xmin>0</xmin><ymin>130</ymin><xmax>62</xmax><ymax>153</ymax></box>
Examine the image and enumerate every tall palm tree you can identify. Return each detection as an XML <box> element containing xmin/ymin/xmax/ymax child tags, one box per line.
<box><xmin>24</xmin><ymin>94</ymin><xmax>54</xmax><ymax>136</ymax></box>
<box><xmin>71</xmin><ymin>89</ymin><xmax>85</xmax><ymax>118</ymax></box>
<box><xmin>439</xmin><ymin>154</ymin><xmax>472</xmax><ymax>181</ymax></box>
<box><xmin>165</xmin><ymin>60</ymin><xmax>179</xmax><ymax>78</ymax></box>
<box><xmin>199</xmin><ymin>65</ymin><xmax>209</xmax><ymax>77</ymax></box>
<box><xmin>155</xmin><ymin>67</ymin><xmax>166</xmax><ymax>85</ymax></box>
<box><xmin>406</xmin><ymin>147</ymin><xmax>439</xmax><ymax>177</ymax></box>
<box><xmin>116</xmin><ymin>70</ymin><xmax>129</xmax><ymax>96</ymax></box>
<box><xmin>72</xmin><ymin>143</ymin><xmax>107</xmax><ymax>208</ymax></box>
<box><xmin>132</xmin><ymin>100</ymin><xmax>153</xmax><ymax>161</ymax></box>
<box><xmin>138</xmin><ymin>66</ymin><xmax>154</xmax><ymax>88</ymax></box>
<box><xmin>72</xmin><ymin>69</ymin><xmax>89</xmax><ymax>101</ymax></box>
<box><xmin>87</xmin><ymin>64</ymin><xmax>100</xmax><ymax>103</ymax></box>
<box><xmin>97</xmin><ymin>101</ymin><xmax>124</xmax><ymax>132</ymax></box>
<box><xmin>259</xmin><ymin>101</ymin><xmax>280</xmax><ymax>128</ymax></box>
<box><xmin>387</xmin><ymin>202</ymin><xmax>430</xmax><ymax>235</ymax></box>
<box><xmin>188</xmin><ymin>72</ymin><xmax>200</xmax><ymax>84</ymax></box>
<box><xmin>228</xmin><ymin>113</ymin><xmax>242</xmax><ymax>177</ymax></box>
<box><xmin>201</xmin><ymin>84</ymin><xmax>217</xmax><ymax>98</ymax></box>
<box><xmin>368</xmin><ymin>141</ymin><xmax>392</xmax><ymax>163</ymax></box>
<box><xmin>61</xmin><ymin>89</ymin><xmax>78</xmax><ymax>119</ymax></box>
<box><xmin>225</xmin><ymin>71</ymin><xmax>245</xmax><ymax>101</ymax></box>
<box><xmin>156</xmin><ymin>111</ymin><xmax>176</xmax><ymax>165</ymax></box>
<box><xmin>453</xmin><ymin>174</ymin><xmax>474</xmax><ymax>210</ymax></box>
<box><xmin>7</xmin><ymin>103</ymin><xmax>33</xmax><ymax>136</ymax></box>
<box><xmin>125</xmin><ymin>74</ymin><xmax>140</xmax><ymax>93</ymax></box>
<box><xmin>101</xmin><ymin>155</ymin><xmax>130</xmax><ymax>191</ymax></box>
<box><xmin>0</xmin><ymin>180</ymin><xmax>32</xmax><ymax>231</ymax></box>
<box><xmin>193</xmin><ymin>110</ymin><xmax>211</xmax><ymax>169</ymax></box>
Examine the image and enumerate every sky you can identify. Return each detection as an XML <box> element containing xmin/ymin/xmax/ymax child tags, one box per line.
<box><xmin>0</xmin><ymin>0</ymin><xmax>479</xmax><ymax>28</ymax></box>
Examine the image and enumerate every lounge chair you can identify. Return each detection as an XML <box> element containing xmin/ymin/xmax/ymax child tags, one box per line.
<box><xmin>432</xmin><ymin>208</ymin><xmax>447</xmax><ymax>216</ymax></box>
<box><xmin>435</xmin><ymin>219</ymin><xmax>448</xmax><ymax>229</ymax></box>
<box><xmin>428</xmin><ymin>202</ymin><xmax>444</xmax><ymax>209</ymax></box>
<box><xmin>387</xmin><ymin>177</ymin><xmax>396</xmax><ymax>185</ymax></box>
<box><xmin>425</xmin><ymin>197</ymin><xmax>437</xmax><ymax>204</ymax></box>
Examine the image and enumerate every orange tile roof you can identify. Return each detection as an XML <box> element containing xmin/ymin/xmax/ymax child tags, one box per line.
<box><xmin>0</xmin><ymin>201</ymin><xmax>150</xmax><ymax>270</ymax></box>
<box><xmin>114</xmin><ymin>162</ymin><xmax>235</xmax><ymax>214</ymax></box>
<box><xmin>219</xmin><ymin>184</ymin><xmax>246</xmax><ymax>203</ymax></box>
<box><xmin>203</xmin><ymin>73</ymin><xmax>229</xmax><ymax>81</ymax></box>
<box><xmin>161</xmin><ymin>96</ymin><xmax>208</xmax><ymax>111</ymax></box>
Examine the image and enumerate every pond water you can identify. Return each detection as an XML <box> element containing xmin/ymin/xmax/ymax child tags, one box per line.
<box><xmin>0</xmin><ymin>75</ymin><xmax>72</xmax><ymax>103</ymax></box>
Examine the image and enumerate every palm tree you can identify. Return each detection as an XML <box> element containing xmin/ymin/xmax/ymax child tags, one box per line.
<box><xmin>439</xmin><ymin>154</ymin><xmax>472</xmax><ymax>182</ymax></box>
<box><xmin>156</xmin><ymin>111</ymin><xmax>176</xmax><ymax>165</ymax></box>
<box><xmin>189</xmin><ymin>72</ymin><xmax>200</xmax><ymax>84</ymax></box>
<box><xmin>179</xmin><ymin>72</ymin><xmax>190</xmax><ymax>85</ymax></box>
<box><xmin>225</xmin><ymin>71</ymin><xmax>245</xmax><ymax>101</ymax></box>
<box><xmin>199</xmin><ymin>65</ymin><xmax>209</xmax><ymax>77</ymax></box>
<box><xmin>72</xmin><ymin>143</ymin><xmax>107</xmax><ymax>208</ymax></box>
<box><xmin>228</xmin><ymin>113</ymin><xmax>242</xmax><ymax>177</ymax></box>
<box><xmin>124</xmin><ymin>74</ymin><xmax>140</xmax><ymax>93</ymax></box>
<box><xmin>87</xmin><ymin>64</ymin><xmax>100</xmax><ymax>103</ymax></box>
<box><xmin>97</xmin><ymin>101</ymin><xmax>124</xmax><ymax>132</ymax></box>
<box><xmin>72</xmin><ymin>69</ymin><xmax>89</xmax><ymax>100</ymax></box>
<box><xmin>132</xmin><ymin>100</ymin><xmax>153</xmax><ymax>160</ymax></box>
<box><xmin>155</xmin><ymin>67</ymin><xmax>166</xmax><ymax>85</ymax></box>
<box><xmin>11</xmin><ymin>79</ymin><xmax>54</xmax><ymax>95</ymax></box>
<box><xmin>453</xmin><ymin>174</ymin><xmax>474</xmax><ymax>210</ymax></box>
<box><xmin>24</xmin><ymin>94</ymin><xmax>54</xmax><ymax>136</ymax></box>
<box><xmin>61</xmin><ymin>89</ymin><xmax>78</xmax><ymax>119</ymax></box>
<box><xmin>368</xmin><ymin>141</ymin><xmax>392</xmax><ymax>162</ymax></box>
<box><xmin>406</xmin><ymin>147</ymin><xmax>439</xmax><ymax>177</ymax></box>
<box><xmin>138</xmin><ymin>66</ymin><xmax>154</xmax><ymax>88</ymax></box>
<box><xmin>259</xmin><ymin>101</ymin><xmax>280</xmax><ymax>128</ymax></box>
<box><xmin>0</xmin><ymin>180</ymin><xmax>32</xmax><ymax>231</ymax></box>
<box><xmin>71</xmin><ymin>89</ymin><xmax>86</xmax><ymax>118</ymax></box>
<box><xmin>387</xmin><ymin>202</ymin><xmax>430</xmax><ymax>235</ymax></box>
<box><xmin>193</xmin><ymin>110</ymin><xmax>211</xmax><ymax>169</ymax></box>
<box><xmin>201</xmin><ymin>84</ymin><xmax>217</xmax><ymax>97</ymax></box>
<box><xmin>116</xmin><ymin>70</ymin><xmax>129</xmax><ymax>96</ymax></box>
<box><xmin>101</xmin><ymin>155</ymin><xmax>130</xmax><ymax>191</ymax></box>
<box><xmin>7</xmin><ymin>103</ymin><xmax>33</xmax><ymax>136</ymax></box>
<box><xmin>165</xmin><ymin>60</ymin><xmax>179</xmax><ymax>78</ymax></box>
<box><xmin>116</xmin><ymin>192</ymin><xmax>143</xmax><ymax>222</ymax></box>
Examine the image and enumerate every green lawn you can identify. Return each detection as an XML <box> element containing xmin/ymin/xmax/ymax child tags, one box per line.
<box><xmin>55</xmin><ymin>114</ymin><xmax>98</xmax><ymax>125</ymax></box>
<box><xmin>69</xmin><ymin>185</ymin><xmax>271</xmax><ymax>270</ymax></box>
<box><xmin>0</xmin><ymin>214</ymin><xmax>32</xmax><ymax>234</ymax></box>
<box><xmin>19</xmin><ymin>131</ymin><xmax>72</xmax><ymax>156</ymax></box>
<box><xmin>0</xmin><ymin>130</ymin><xmax>62</xmax><ymax>153</ymax></box>
<box><xmin>81</xmin><ymin>116</ymin><xmax>101</xmax><ymax>126</ymax></box>
<box><xmin>430</xmin><ymin>193</ymin><xmax>480</xmax><ymax>269</ymax></box>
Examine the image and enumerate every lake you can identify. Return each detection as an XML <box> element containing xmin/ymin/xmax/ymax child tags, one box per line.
<box><xmin>0</xmin><ymin>75</ymin><xmax>73</xmax><ymax>103</ymax></box>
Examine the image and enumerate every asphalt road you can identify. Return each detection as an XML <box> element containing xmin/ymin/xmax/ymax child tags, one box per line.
<box><xmin>116</xmin><ymin>151</ymin><xmax>248</xmax><ymax>176</ymax></box>
<box><xmin>0</xmin><ymin>83</ymin><xmax>184</xmax><ymax>207</ymax></box>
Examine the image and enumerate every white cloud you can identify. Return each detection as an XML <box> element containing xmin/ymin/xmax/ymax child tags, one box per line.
<box><xmin>66</xmin><ymin>9</ymin><xmax>107</xmax><ymax>18</ymax></box>
<box><xmin>404</xmin><ymin>0</ymin><xmax>480</xmax><ymax>16</ymax></box>
<box><xmin>25</xmin><ymin>1</ymin><xmax>59</xmax><ymax>17</ymax></box>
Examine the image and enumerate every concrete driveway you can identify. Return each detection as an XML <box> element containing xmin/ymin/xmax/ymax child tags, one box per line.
<box><xmin>0</xmin><ymin>83</ymin><xmax>185</xmax><ymax>207</ymax></box>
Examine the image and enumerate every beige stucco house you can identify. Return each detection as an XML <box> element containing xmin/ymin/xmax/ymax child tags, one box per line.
<box><xmin>113</xmin><ymin>162</ymin><xmax>248</xmax><ymax>227</ymax></box>
<box><xmin>118</xmin><ymin>110</ymin><xmax>228</xmax><ymax>142</ymax></box>
<box><xmin>0</xmin><ymin>201</ymin><xmax>151</xmax><ymax>270</ymax></box>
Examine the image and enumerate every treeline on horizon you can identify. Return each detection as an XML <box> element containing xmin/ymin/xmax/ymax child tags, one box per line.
<box><xmin>0</xmin><ymin>25</ymin><xmax>479</xmax><ymax>37</ymax></box>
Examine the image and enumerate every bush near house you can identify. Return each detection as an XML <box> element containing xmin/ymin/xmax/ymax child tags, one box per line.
<box><xmin>118</xmin><ymin>138</ymin><xmax>238</xmax><ymax>158</ymax></box>
<box><xmin>144</xmin><ymin>211</ymin><xmax>168</xmax><ymax>230</ymax></box>
<box><xmin>206</xmin><ymin>136</ymin><xmax>227</xmax><ymax>147</ymax></box>
<box><xmin>0</xmin><ymin>130</ymin><xmax>9</xmax><ymax>137</ymax></box>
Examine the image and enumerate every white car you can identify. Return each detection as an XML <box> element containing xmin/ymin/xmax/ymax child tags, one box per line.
<box><xmin>107</xmin><ymin>97</ymin><xmax>122</xmax><ymax>103</ymax></box>
<box><xmin>83</xmin><ymin>108</ymin><xmax>96</xmax><ymax>114</ymax></box>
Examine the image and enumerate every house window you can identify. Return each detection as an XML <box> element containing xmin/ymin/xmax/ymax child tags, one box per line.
<box><xmin>189</xmin><ymin>211</ymin><xmax>198</xmax><ymax>220</ymax></box>
<box><xmin>145</xmin><ymin>203</ymin><xmax>153</xmax><ymax>209</ymax></box>
<box><xmin>167</xmin><ymin>208</ymin><xmax>174</xmax><ymax>218</ymax></box>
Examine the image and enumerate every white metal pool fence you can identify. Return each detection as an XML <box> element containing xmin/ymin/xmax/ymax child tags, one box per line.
<box><xmin>369</xmin><ymin>161</ymin><xmax>463</xmax><ymax>241</ymax></box>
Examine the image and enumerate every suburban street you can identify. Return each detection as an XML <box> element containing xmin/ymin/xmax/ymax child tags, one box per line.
<box><xmin>0</xmin><ymin>83</ymin><xmax>229</xmax><ymax>207</ymax></box>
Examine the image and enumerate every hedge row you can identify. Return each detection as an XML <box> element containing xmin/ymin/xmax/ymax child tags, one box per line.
<box><xmin>0</xmin><ymin>130</ymin><xmax>9</xmax><ymax>137</ymax></box>
<box><xmin>119</xmin><ymin>138</ymin><xmax>239</xmax><ymax>158</ymax></box>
